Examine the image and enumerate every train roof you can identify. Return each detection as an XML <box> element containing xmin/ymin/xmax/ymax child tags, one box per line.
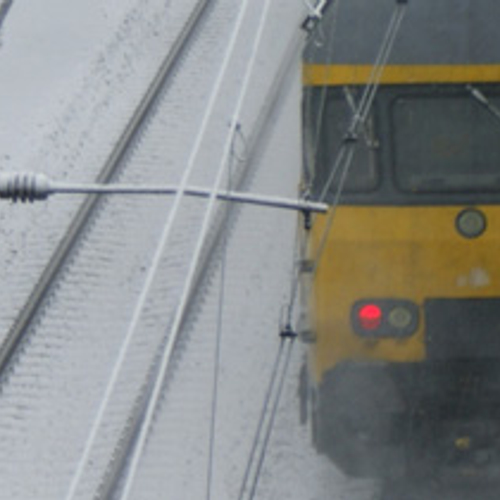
<box><xmin>304</xmin><ymin>0</ymin><xmax>500</xmax><ymax>66</ymax></box>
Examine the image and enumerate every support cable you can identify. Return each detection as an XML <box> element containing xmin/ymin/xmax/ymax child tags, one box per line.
<box><xmin>467</xmin><ymin>84</ymin><xmax>500</xmax><ymax>124</ymax></box>
<box><xmin>63</xmin><ymin>0</ymin><xmax>253</xmax><ymax>498</ymax></box>
<box><xmin>117</xmin><ymin>0</ymin><xmax>274</xmax><ymax>497</ymax></box>
<box><xmin>305</xmin><ymin>0</ymin><xmax>342</xmax><ymax>189</ymax></box>
<box><xmin>205</xmin><ymin>131</ymin><xmax>237</xmax><ymax>500</ymax></box>
<box><xmin>246</xmin><ymin>336</ymin><xmax>296</xmax><ymax>500</ymax></box>
<box><xmin>317</xmin><ymin>2</ymin><xmax>405</xmax><ymax>205</ymax></box>
<box><xmin>205</xmin><ymin>208</ymin><xmax>227</xmax><ymax>500</ymax></box>
<box><xmin>312</xmin><ymin>1</ymin><xmax>407</xmax><ymax>271</ymax></box>
<box><xmin>282</xmin><ymin>0</ymin><xmax>407</xmax><ymax>347</ymax></box>
<box><xmin>238</xmin><ymin>333</ymin><xmax>296</xmax><ymax>500</ymax></box>
<box><xmin>237</xmin><ymin>340</ymin><xmax>286</xmax><ymax>500</ymax></box>
<box><xmin>275</xmin><ymin>0</ymin><xmax>340</xmax><ymax>345</ymax></box>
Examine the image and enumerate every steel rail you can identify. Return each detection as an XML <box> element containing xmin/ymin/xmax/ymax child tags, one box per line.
<box><xmin>0</xmin><ymin>0</ymin><xmax>212</xmax><ymax>380</ymax></box>
<box><xmin>95</xmin><ymin>20</ymin><xmax>305</xmax><ymax>500</ymax></box>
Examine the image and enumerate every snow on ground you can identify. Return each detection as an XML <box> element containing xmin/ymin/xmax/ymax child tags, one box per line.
<box><xmin>0</xmin><ymin>0</ymin><xmax>134</xmax><ymax>167</ymax></box>
<box><xmin>0</xmin><ymin>1</ymin><xmax>380</xmax><ymax>499</ymax></box>
<box><xmin>0</xmin><ymin>0</ymin><xmax>199</xmax><ymax>343</ymax></box>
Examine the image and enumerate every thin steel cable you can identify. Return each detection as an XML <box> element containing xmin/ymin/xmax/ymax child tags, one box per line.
<box><xmin>306</xmin><ymin>0</ymin><xmax>341</xmax><ymax>190</ymax></box>
<box><xmin>237</xmin><ymin>340</ymin><xmax>286</xmax><ymax>500</ymax></box>
<box><xmin>282</xmin><ymin>2</ymin><xmax>407</xmax><ymax>331</ymax></box>
<box><xmin>246</xmin><ymin>338</ymin><xmax>296</xmax><ymax>500</ymax></box>
<box><xmin>312</xmin><ymin>2</ymin><xmax>407</xmax><ymax>270</ymax></box>
<box><xmin>307</xmin><ymin>0</ymin><xmax>342</xmax><ymax>188</ymax></box>
<box><xmin>317</xmin><ymin>4</ymin><xmax>404</xmax><ymax>205</ymax></box>
<box><xmin>205</xmin><ymin>139</ymin><xmax>237</xmax><ymax>500</ymax></box>
<box><xmin>359</xmin><ymin>5</ymin><xmax>406</xmax><ymax>124</ymax></box>
<box><xmin>312</xmin><ymin>146</ymin><xmax>355</xmax><ymax>269</ymax></box>
<box><xmin>278</xmin><ymin>0</ymin><xmax>342</xmax><ymax>332</ymax></box>
<box><xmin>353</xmin><ymin>6</ymin><xmax>403</xmax><ymax>126</ymax></box>
<box><xmin>63</xmin><ymin>2</ymin><xmax>253</xmax><ymax>499</ymax></box>
<box><xmin>118</xmin><ymin>1</ymin><xmax>273</xmax><ymax>497</ymax></box>
<box><xmin>205</xmin><ymin>227</ymin><xmax>227</xmax><ymax>500</ymax></box>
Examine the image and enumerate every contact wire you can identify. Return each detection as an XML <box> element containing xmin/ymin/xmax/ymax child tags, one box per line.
<box><xmin>118</xmin><ymin>0</ymin><xmax>273</xmax><ymax>497</ymax></box>
<box><xmin>247</xmin><ymin>338</ymin><xmax>296</xmax><ymax>500</ymax></box>
<box><xmin>64</xmin><ymin>1</ymin><xmax>252</xmax><ymax>498</ymax></box>
<box><xmin>237</xmin><ymin>340</ymin><xmax>286</xmax><ymax>500</ymax></box>
<box><xmin>313</xmin><ymin>3</ymin><xmax>407</xmax><ymax>270</ymax></box>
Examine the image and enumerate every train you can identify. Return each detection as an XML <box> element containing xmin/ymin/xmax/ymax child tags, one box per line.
<box><xmin>299</xmin><ymin>0</ymin><xmax>500</xmax><ymax>480</ymax></box>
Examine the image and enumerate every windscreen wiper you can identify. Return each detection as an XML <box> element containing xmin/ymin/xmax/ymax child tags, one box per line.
<box><xmin>467</xmin><ymin>85</ymin><xmax>500</xmax><ymax>124</ymax></box>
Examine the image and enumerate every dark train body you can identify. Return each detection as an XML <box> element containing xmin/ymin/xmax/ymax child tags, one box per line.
<box><xmin>301</xmin><ymin>0</ymin><xmax>500</xmax><ymax>479</ymax></box>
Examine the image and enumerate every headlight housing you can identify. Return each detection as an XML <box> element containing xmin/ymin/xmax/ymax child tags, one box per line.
<box><xmin>351</xmin><ymin>299</ymin><xmax>419</xmax><ymax>338</ymax></box>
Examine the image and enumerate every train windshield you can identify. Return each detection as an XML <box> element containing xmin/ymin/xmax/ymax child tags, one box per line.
<box><xmin>393</xmin><ymin>89</ymin><xmax>500</xmax><ymax>192</ymax></box>
<box><xmin>307</xmin><ymin>89</ymin><xmax>379</xmax><ymax>200</ymax></box>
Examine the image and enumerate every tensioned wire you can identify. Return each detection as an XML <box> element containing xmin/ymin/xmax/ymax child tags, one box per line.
<box><xmin>116</xmin><ymin>0</ymin><xmax>282</xmax><ymax>497</ymax></box>
<box><xmin>312</xmin><ymin>1</ymin><xmax>407</xmax><ymax>271</ymax></box>
<box><xmin>284</xmin><ymin>0</ymin><xmax>407</xmax><ymax>328</ymax></box>
<box><xmin>237</xmin><ymin>337</ymin><xmax>288</xmax><ymax>500</ymax></box>
<box><xmin>244</xmin><ymin>338</ymin><xmax>296</xmax><ymax>500</ymax></box>
<box><xmin>303</xmin><ymin>0</ymin><xmax>341</xmax><ymax>186</ymax></box>
<box><xmin>285</xmin><ymin>0</ymin><xmax>342</xmax><ymax>329</ymax></box>
<box><xmin>317</xmin><ymin>2</ymin><xmax>406</xmax><ymax>204</ymax></box>
<box><xmin>205</xmin><ymin>2</ymin><xmax>274</xmax><ymax>498</ymax></box>
<box><xmin>63</xmin><ymin>0</ymin><xmax>254</xmax><ymax>498</ymax></box>
<box><xmin>205</xmin><ymin>157</ymin><xmax>230</xmax><ymax>500</ymax></box>
<box><xmin>238</xmin><ymin>5</ymin><xmax>409</xmax><ymax>499</ymax></box>
<box><xmin>237</xmin><ymin>3</ymin><xmax>336</xmax><ymax>497</ymax></box>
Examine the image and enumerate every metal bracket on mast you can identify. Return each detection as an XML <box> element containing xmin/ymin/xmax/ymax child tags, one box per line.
<box><xmin>0</xmin><ymin>173</ymin><xmax>327</xmax><ymax>214</ymax></box>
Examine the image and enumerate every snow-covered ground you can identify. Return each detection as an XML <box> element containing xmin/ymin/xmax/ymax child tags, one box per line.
<box><xmin>0</xmin><ymin>2</ymin><xmax>379</xmax><ymax>499</ymax></box>
<box><xmin>0</xmin><ymin>0</ymin><xmax>133</xmax><ymax>166</ymax></box>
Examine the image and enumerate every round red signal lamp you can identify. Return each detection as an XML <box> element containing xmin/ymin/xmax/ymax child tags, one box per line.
<box><xmin>358</xmin><ymin>304</ymin><xmax>382</xmax><ymax>330</ymax></box>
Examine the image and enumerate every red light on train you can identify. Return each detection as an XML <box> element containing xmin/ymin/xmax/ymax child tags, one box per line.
<box><xmin>358</xmin><ymin>304</ymin><xmax>382</xmax><ymax>330</ymax></box>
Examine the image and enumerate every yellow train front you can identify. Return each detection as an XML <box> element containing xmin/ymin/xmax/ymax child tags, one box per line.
<box><xmin>301</xmin><ymin>0</ymin><xmax>500</xmax><ymax>479</ymax></box>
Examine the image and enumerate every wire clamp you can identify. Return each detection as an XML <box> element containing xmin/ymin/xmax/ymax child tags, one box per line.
<box><xmin>301</xmin><ymin>0</ymin><xmax>334</xmax><ymax>33</ymax></box>
<box><xmin>343</xmin><ymin>131</ymin><xmax>359</xmax><ymax>144</ymax></box>
<box><xmin>280</xmin><ymin>324</ymin><xmax>298</xmax><ymax>339</ymax></box>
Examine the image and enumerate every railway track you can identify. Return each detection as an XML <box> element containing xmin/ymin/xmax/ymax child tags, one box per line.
<box><xmin>0</xmin><ymin>1</ymin><xmax>314</xmax><ymax>499</ymax></box>
<box><xmin>0</xmin><ymin>0</ymin><xmax>211</xmax><ymax>380</ymax></box>
<box><xmin>0</xmin><ymin>0</ymin><xmax>233</xmax><ymax>497</ymax></box>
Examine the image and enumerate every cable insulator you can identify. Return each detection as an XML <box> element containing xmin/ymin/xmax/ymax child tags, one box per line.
<box><xmin>0</xmin><ymin>173</ymin><xmax>52</xmax><ymax>202</ymax></box>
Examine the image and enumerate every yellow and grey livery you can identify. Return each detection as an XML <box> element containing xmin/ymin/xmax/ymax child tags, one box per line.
<box><xmin>301</xmin><ymin>0</ymin><xmax>500</xmax><ymax>478</ymax></box>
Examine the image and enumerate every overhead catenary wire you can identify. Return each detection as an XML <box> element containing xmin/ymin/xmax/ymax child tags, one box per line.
<box><xmin>205</xmin><ymin>115</ymin><xmax>241</xmax><ymax>500</ymax></box>
<box><xmin>246</xmin><ymin>336</ymin><xmax>296</xmax><ymax>500</ymax></box>
<box><xmin>312</xmin><ymin>0</ymin><xmax>408</xmax><ymax>271</ymax></box>
<box><xmin>237</xmin><ymin>333</ymin><xmax>296</xmax><ymax>500</ymax></box>
<box><xmin>303</xmin><ymin>0</ymin><xmax>341</xmax><ymax>188</ymax></box>
<box><xmin>205</xmin><ymin>180</ymin><xmax>229</xmax><ymax>500</ymax></box>
<box><xmin>281</xmin><ymin>0</ymin><xmax>342</xmax><ymax>329</ymax></box>
<box><xmin>317</xmin><ymin>1</ymin><xmax>406</xmax><ymax>205</ymax></box>
<box><xmin>237</xmin><ymin>3</ymin><xmax>341</xmax><ymax>496</ymax></box>
<box><xmin>279</xmin><ymin>0</ymin><xmax>408</xmax><ymax>360</ymax></box>
<box><xmin>117</xmin><ymin>0</ymin><xmax>277</xmax><ymax>497</ymax></box>
<box><xmin>63</xmin><ymin>1</ymin><xmax>254</xmax><ymax>498</ymax></box>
